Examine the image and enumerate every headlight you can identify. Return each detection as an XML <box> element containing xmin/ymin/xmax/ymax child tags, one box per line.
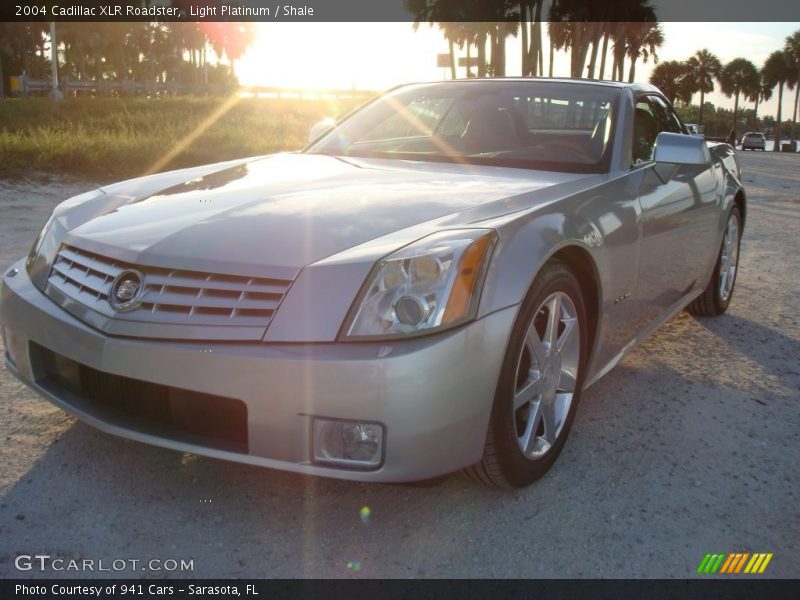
<box><xmin>343</xmin><ymin>229</ymin><xmax>497</xmax><ymax>340</ymax></box>
<box><xmin>26</xmin><ymin>213</ymin><xmax>56</xmax><ymax>274</ymax></box>
<box><xmin>26</xmin><ymin>189</ymin><xmax>104</xmax><ymax>287</ymax></box>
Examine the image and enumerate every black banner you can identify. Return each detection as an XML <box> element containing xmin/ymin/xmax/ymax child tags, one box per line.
<box><xmin>1</xmin><ymin>0</ymin><xmax>800</xmax><ymax>22</ymax></box>
<box><xmin>3</xmin><ymin>579</ymin><xmax>800</xmax><ymax>600</ymax></box>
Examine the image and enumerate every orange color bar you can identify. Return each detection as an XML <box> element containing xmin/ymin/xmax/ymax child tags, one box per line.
<box><xmin>719</xmin><ymin>554</ymin><xmax>736</xmax><ymax>574</ymax></box>
<box><xmin>734</xmin><ymin>553</ymin><xmax>750</xmax><ymax>573</ymax></box>
<box><xmin>719</xmin><ymin>552</ymin><xmax>741</xmax><ymax>573</ymax></box>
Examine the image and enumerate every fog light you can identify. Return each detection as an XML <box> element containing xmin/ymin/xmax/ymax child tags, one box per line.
<box><xmin>2</xmin><ymin>326</ymin><xmax>25</xmax><ymax>368</ymax></box>
<box><xmin>312</xmin><ymin>418</ymin><xmax>384</xmax><ymax>469</ymax></box>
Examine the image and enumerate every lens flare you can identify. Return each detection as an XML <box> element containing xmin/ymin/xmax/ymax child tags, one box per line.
<box><xmin>360</xmin><ymin>506</ymin><xmax>371</xmax><ymax>523</ymax></box>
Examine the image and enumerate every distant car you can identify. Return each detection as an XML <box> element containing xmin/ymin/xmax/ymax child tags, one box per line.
<box><xmin>686</xmin><ymin>123</ymin><xmax>705</xmax><ymax>138</ymax></box>
<box><xmin>741</xmin><ymin>132</ymin><xmax>766</xmax><ymax>151</ymax></box>
<box><xmin>1</xmin><ymin>79</ymin><xmax>746</xmax><ymax>488</ymax></box>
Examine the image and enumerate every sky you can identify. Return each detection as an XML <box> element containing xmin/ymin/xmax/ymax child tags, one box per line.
<box><xmin>236</xmin><ymin>22</ymin><xmax>800</xmax><ymax>119</ymax></box>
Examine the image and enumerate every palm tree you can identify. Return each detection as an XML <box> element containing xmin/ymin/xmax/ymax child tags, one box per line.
<box><xmin>549</xmin><ymin>0</ymin><xmax>620</xmax><ymax>79</ymax></box>
<box><xmin>762</xmin><ymin>50</ymin><xmax>792</xmax><ymax>152</ymax></box>
<box><xmin>522</xmin><ymin>0</ymin><xmax>545</xmax><ymax>76</ymax></box>
<box><xmin>436</xmin><ymin>22</ymin><xmax>460</xmax><ymax>79</ymax></box>
<box><xmin>683</xmin><ymin>49</ymin><xmax>721</xmax><ymax>125</ymax></box>
<box><xmin>625</xmin><ymin>22</ymin><xmax>663</xmax><ymax>82</ymax></box>
<box><xmin>719</xmin><ymin>58</ymin><xmax>760</xmax><ymax>132</ymax></box>
<box><xmin>649</xmin><ymin>60</ymin><xmax>691</xmax><ymax>104</ymax></box>
<box><xmin>584</xmin><ymin>21</ymin><xmax>605</xmax><ymax>79</ymax></box>
<box><xmin>784</xmin><ymin>30</ymin><xmax>800</xmax><ymax>147</ymax></box>
<box><xmin>609</xmin><ymin>23</ymin><xmax>628</xmax><ymax>81</ymax></box>
<box><xmin>490</xmin><ymin>21</ymin><xmax>519</xmax><ymax>77</ymax></box>
<box><xmin>753</xmin><ymin>78</ymin><xmax>772</xmax><ymax>120</ymax></box>
<box><xmin>604</xmin><ymin>1</ymin><xmax>658</xmax><ymax>82</ymax></box>
<box><xmin>597</xmin><ymin>22</ymin><xmax>613</xmax><ymax>79</ymax></box>
<box><xmin>751</xmin><ymin>76</ymin><xmax>773</xmax><ymax>122</ymax></box>
<box><xmin>406</xmin><ymin>0</ymin><xmax>517</xmax><ymax>78</ymax></box>
<box><xmin>518</xmin><ymin>0</ymin><xmax>548</xmax><ymax>76</ymax></box>
<box><xmin>467</xmin><ymin>23</ymin><xmax>495</xmax><ymax>77</ymax></box>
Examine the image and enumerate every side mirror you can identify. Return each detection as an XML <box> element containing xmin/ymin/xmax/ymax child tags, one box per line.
<box><xmin>308</xmin><ymin>118</ymin><xmax>336</xmax><ymax>144</ymax></box>
<box><xmin>653</xmin><ymin>131</ymin><xmax>711</xmax><ymax>166</ymax></box>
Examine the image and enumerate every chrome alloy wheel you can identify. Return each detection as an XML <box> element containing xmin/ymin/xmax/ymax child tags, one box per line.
<box><xmin>719</xmin><ymin>211</ymin><xmax>740</xmax><ymax>302</ymax></box>
<box><xmin>513</xmin><ymin>291</ymin><xmax>581</xmax><ymax>460</ymax></box>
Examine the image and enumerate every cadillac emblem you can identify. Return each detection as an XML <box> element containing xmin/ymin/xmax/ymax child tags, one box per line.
<box><xmin>108</xmin><ymin>269</ymin><xmax>145</xmax><ymax>312</ymax></box>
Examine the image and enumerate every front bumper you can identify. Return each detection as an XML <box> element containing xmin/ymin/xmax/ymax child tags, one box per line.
<box><xmin>1</xmin><ymin>259</ymin><xmax>515</xmax><ymax>482</ymax></box>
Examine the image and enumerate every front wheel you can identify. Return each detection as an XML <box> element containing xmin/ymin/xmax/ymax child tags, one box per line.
<box><xmin>466</xmin><ymin>261</ymin><xmax>588</xmax><ymax>488</ymax></box>
<box><xmin>687</xmin><ymin>206</ymin><xmax>741</xmax><ymax>316</ymax></box>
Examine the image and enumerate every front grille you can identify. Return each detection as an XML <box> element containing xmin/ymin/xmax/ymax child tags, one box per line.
<box><xmin>46</xmin><ymin>245</ymin><xmax>293</xmax><ymax>338</ymax></box>
<box><xmin>33</xmin><ymin>344</ymin><xmax>248</xmax><ymax>454</ymax></box>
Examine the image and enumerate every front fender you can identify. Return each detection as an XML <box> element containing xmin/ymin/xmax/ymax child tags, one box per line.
<box><xmin>476</xmin><ymin>173</ymin><xmax>644</xmax><ymax>381</ymax></box>
<box><xmin>710</xmin><ymin>143</ymin><xmax>746</xmax><ymax>231</ymax></box>
<box><xmin>478</xmin><ymin>212</ymin><xmax>604</xmax><ymax>318</ymax></box>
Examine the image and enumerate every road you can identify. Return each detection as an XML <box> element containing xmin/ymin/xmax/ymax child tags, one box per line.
<box><xmin>1</xmin><ymin>152</ymin><xmax>798</xmax><ymax>579</ymax></box>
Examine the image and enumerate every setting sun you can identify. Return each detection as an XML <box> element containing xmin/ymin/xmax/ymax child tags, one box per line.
<box><xmin>236</xmin><ymin>22</ymin><xmax>459</xmax><ymax>91</ymax></box>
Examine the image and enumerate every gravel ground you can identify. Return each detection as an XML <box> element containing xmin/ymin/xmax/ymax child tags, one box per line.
<box><xmin>0</xmin><ymin>153</ymin><xmax>798</xmax><ymax>579</ymax></box>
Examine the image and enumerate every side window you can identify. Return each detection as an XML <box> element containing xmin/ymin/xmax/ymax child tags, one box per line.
<box><xmin>649</xmin><ymin>95</ymin><xmax>685</xmax><ymax>134</ymax></box>
<box><xmin>437</xmin><ymin>103</ymin><xmax>469</xmax><ymax>138</ymax></box>
<box><xmin>362</xmin><ymin>97</ymin><xmax>452</xmax><ymax>141</ymax></box>
<box><xmin>632</xmin><ymin>94</ymin><xmax>683</xmax><ymax>165</ymax></box>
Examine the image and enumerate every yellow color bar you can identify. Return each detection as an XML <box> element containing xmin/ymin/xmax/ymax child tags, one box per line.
<box><xmin>744</xmin><ymin>554</ymin><xmax>760</xmax><ymax>573</ymax></box>
<box><xmin>758</xmin><ymin>553</ymin><xmax>773</xmax><ymax>574</ymax></box>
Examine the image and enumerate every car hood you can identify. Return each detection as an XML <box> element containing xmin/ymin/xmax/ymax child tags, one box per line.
<box><xmin>64</xmin><ymin>153</ymin><xmax>592</xmax><ymax>278</ymax></box>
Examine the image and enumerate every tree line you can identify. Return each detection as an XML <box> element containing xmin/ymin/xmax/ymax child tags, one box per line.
<box><xmin>0</xmin><ymin>21</ymin><xmax>257</xmax><ymax>97</ymax></box>
<box><xmin>408</xmin><ymin>0</ymin><xmax>800</xmax><ymax>145</ymax></box>
<box><xmin>650</xmin><ymin>31</ymin><xmax>800</xmax><ymax>146</ymax></box>
<box><xmin>407</xmin><ymin>0</ymin><xmax>665</xmax><ymax>83</ymax></box>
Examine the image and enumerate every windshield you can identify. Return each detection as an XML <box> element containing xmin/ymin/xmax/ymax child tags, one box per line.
<box><xmin>307</xmin><ymin>81</ymin><xmax>620</xmax><ymax>173</ymax></box>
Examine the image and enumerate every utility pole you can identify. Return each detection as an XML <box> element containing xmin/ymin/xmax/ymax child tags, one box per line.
<box><xmin>49</xmin><ymin>22</ymin><xmax>64</xmax><ymax>101</ymax></box>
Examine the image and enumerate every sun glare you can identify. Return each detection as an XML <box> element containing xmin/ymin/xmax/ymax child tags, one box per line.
<box><xmin>236</xmin><ymin>23</ymin><xmax>449</xmax><ymax>92</ymax></box>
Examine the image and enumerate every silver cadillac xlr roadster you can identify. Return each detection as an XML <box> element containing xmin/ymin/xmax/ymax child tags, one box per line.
<box><xmin>1</xmin><ymin>79</ymin><xmax>745</xmax><ymax>487</ymax></box>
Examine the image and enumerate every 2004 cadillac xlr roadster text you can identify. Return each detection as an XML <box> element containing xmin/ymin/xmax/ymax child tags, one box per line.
<box><xmin>1</xmin><ymin>79</ymin><xmax>744</xmax><ymax>487</ymax></box>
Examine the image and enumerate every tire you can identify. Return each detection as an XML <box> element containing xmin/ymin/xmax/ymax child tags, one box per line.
<box><xmin>687</xmin><ymin>206</ymin><xmax>742</xmax><ymax>317</ymax></box>
<box><xmin>466</xmin><ymin>261</ymin><xmax>588</xmax><ymax>488</ymax></box>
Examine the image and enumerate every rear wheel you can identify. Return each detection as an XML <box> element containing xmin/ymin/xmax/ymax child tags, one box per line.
<box><xmin>688</xmin><ymin>206</ymin><xmax>741</xmax><ymax>316</ymax></box>
<box><xmin>466</xmin><ymin>261</ymin><xmax>588</xmax><ymax>488</ymax></box>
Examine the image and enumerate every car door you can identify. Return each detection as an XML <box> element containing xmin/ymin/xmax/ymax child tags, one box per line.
<box><xmin>632</xmin><ymin>93</ymin><xmax>721</xmax><ymax>326</ymax></box>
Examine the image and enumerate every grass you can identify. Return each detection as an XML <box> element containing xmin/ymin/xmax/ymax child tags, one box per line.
<box><xmin>0</xmin><ymin>96</ymin><xmax>363</xmax><ymax>182</ymax></box>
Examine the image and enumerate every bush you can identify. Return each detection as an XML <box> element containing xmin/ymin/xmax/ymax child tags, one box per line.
<box><xmin>0</xmin><ymin>95</ymin><xmax>363</xmax><ymax>181</ymax></box>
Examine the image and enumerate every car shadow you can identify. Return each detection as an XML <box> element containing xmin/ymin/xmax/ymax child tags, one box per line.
<box><xmin>695</xmin><ymin>312</ymin><xmax>800</xmax><ymax>397</ymax></box>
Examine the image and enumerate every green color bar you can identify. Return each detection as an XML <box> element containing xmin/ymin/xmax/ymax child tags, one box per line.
<box><xmin>697</xmin><ymin>554</ymin><xmax>712</xmax><ymax>573</ymax></box>
<box><xmin>710</xmin><ymin>554</ymin><xmax>726</xmax><ymax>573</ymax></box>
<box><xmin>705</xmin><ymin>554</ymin><xmax>719</xmax><ymax>573</ymax></box>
